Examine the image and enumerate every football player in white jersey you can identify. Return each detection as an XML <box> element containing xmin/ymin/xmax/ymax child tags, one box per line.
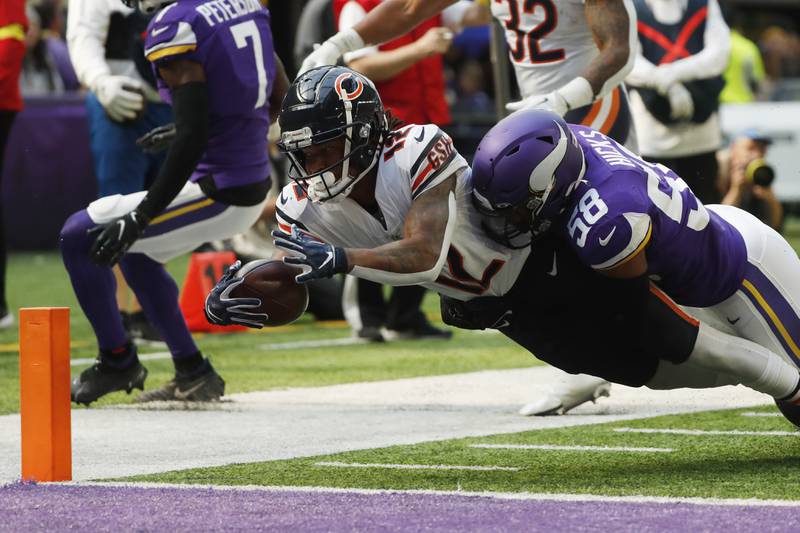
<box><xmin>299</xmin><ymin>0</ymin><xmax>640</xmax><ymax>414</ymax></box>
<box><xmin>300</xmin><ymin>0</ymin><xmax>638</xmax><ymax>147</ymax></box>
<box><xmin>205</xmin><ymin>67</ymin><xmax>765</xmax><ymax>422</ymax></box>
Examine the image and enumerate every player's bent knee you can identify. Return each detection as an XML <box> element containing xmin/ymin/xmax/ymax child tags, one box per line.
<box><xmin>59</xmin><ymin>210</ymin><xmax>95</xmax><ymax>253</ymax></box>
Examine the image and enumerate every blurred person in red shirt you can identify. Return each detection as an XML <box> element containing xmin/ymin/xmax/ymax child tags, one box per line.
<box><xmin>0</xmin><ymin>0</ymin><xmax>27</xmax><ymax>328</ymax></box>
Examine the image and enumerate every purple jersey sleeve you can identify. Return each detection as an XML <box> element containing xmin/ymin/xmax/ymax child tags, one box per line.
<box><xmin>143</xmin><ymin>0</ymin><xmax>276</xmax><ymax>190</ymax></box>
<box><xmin>144</xmin><ymin>4</ymin><xmax>201</xmax><ymax>66</ymax></box>
<box><xmin>563</xmin><ymin>171</ymin><xmax>653</xmax><ymax>271</ymax></box>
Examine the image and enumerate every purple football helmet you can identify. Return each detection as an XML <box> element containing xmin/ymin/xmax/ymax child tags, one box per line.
<box><xmin>471</xmin><ymin>110</ymin><xmax>585</xmax><ymax>245</ymax></box>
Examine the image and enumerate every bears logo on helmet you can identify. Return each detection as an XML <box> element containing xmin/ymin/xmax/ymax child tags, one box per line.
<box><xmin>277</xmin><ymin>66</ymin><xmax>388</xmax><ymax>203</ymax></box>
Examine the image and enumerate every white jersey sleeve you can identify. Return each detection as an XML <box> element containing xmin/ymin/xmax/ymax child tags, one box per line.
<box><xmin>274</xmin><ymin>183</ymin><xmax>314</xmax><ymax>237</ymax></box>
<box><xmin>387</xmin><ymin>124</ymin><xmax>467</xmax><ymax>201</ymax></box>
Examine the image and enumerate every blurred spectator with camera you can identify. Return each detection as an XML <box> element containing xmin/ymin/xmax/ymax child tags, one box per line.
<box><xmin>626</xmin><ymin>0</ymin><xmax>730</xmax><ymax>204</ymax></box>
<box><xmin>0</xmin><ymin>0</ymin><xmax>27</xmax><ymax>328</ymax></box>
<box><xmin>67</xmin><ymin>0</ymin><xmax>172</xmax><ymax>344</ymax></box>
<box><xmin>718</xmin><ymin>129</ymin><xmax>783</xmax><ymax>231</ymax></box>
<box><xmin>20</xmin><ymin>2</ymin><xmax>78</xmax><ymax>96</ymax></box>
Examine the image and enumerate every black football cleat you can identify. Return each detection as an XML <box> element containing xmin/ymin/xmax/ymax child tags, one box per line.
<box><xmin>71</xmin><ymin>357</ymin><xmax>148</xmax><ymax>406</ymax></box>
<box><xmin>775</xmin><ymin>399</ymin><xmax>800</xmax><ymax>430</ymax></box>
<box><xmin>137</xmin><ymin>361</ymin><xmax>225</xmax><ymax>403</ymax></box>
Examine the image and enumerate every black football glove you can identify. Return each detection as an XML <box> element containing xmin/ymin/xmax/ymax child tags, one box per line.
<box><xmin>272</xmin><ymin>225</ymin><xmax>348</xmax><ymax>283</ymax></box>
<box><xmin>204</xmin><ymin>260</ymin><xmax>269</xmax><ymax>329</ymax></box>
<box><xmin>136</xmin><ymin>123</ymin><xmax>176</xmax><ymax>154</ymax></box>
<box><xmin>440</xmin><ymin>295</ymin><xmax>513</xmax><ymax>330</ymax></box>
<box><xmin>88</xmin><ymin>209</ymin><xmax>150</xmax><ymax>267</ymax></box>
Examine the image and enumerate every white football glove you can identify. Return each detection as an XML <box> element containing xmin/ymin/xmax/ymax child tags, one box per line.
<box><xmin>298</xmin><ymin>28</ymin><xmax>366</xmax><ymax>75</ymax></box>
<box><xmin>651</xmin><ymin>63</ymin><xmax>682</xmax><ymax>95</ymax></box>
<box><xmin>506</xmin><ymin>90</ymin><xmax>569</xmax><ymax>116</ymax></box>
<box><xmin>505</xmin><ymin>77</ymin><xmax>594</xmax><ymax>117</ymax></box>
<box><xmin>94</xmin><ymin>75</ymin><xmax>145</xmax><ymax>123</ymax></box>
<box><xmin>667</xmin><ymin>83</ymin><xmax>694</xmax><ymax>121</ymax></box>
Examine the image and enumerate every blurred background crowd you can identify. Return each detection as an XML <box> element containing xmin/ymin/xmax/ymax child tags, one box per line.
<box><xmin>1</xmin><ymin>0</ymin><xmax>799</xmax><ymax>339</ymax></box>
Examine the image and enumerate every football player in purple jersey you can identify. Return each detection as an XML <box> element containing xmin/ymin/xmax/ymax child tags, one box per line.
<box><xmin>60</xmin><ymin>0</ymin><xmax>288</xmax><ymax>405</ymax></box>
<box><xmin>207</xmin><ymin>66</ymin><xmax>781</xmax><ymax>424</ymax></box>
<box><xmin>470</xmin><ymin>109</ymin><xmax>800</xmax><ymax>425</ymax></box>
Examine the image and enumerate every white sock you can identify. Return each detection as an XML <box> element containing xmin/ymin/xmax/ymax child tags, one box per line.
<box><xmin>689</xmin><ymin>322</ymin><xmax>800</xmax><ymax>399</ymax></box>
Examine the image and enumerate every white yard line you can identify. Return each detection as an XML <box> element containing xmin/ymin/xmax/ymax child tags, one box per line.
<box><xmin>314</xmin><ymin>461</ymin><xmax>519</xmax><ymax>472</ymax></box>
<box><xmin>0</xmin><ymin>367</ymin><xmax>773</xmax><ymax>482</ymax></box>
<box><xmin>614</xmin><ymin>428</ymin><xmax>800</xmax><ymax>437</ymax></box>
<box><xmin>471</xmin><ymin>444</ymin><xmax>674</xmax><ymax>453</ymax></box>
<box><xmin>71</xmin><ymin>352</ymin><xmax>170</xmax><ymax>366</ymax></box>
<box><xmin>741</xmin><ymin>412</ymin><xmax>783</xmax><ymax>417</ymax></box>
<box><xmin>258</xmin><ymin>337</ymin><xmax>368</xmax><ymax>351</ymax></box>
<box><xmin>69</xmin><ymin>481</ymin><xmax>800</xmax><ymax>508</ymax></box>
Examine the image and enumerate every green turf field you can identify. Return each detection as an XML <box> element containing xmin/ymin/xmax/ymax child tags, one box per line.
<box><xmin>0</xmin><ymin>252</ymin><xmax>535</xmax><ymax>415</ymax></box>
<box><xmin>121</xmin><ymin>405</ymin><xmax>800</xmax><ymax>500</ymax></box>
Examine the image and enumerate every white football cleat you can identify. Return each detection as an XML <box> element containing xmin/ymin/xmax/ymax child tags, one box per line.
<box><xmin>519</xmin><ymin>373</ymin><xmax>612</xmax><ymax>416</ymax></box>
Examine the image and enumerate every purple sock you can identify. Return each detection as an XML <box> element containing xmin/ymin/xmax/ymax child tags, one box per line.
<box><xmin>119</xmin><ymin>252</ymin><xmax>199</xmax><ymax>359</ymax></box>
<box><xmin>59</xmin><ymin>210</ymin><xmax>128</xmax><ymax>351</ymax></box>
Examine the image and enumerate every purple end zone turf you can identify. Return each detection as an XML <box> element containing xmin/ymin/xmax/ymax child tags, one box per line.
<box><xmin>1</xmin><ymin>483</ymin><xmax>798</xmax><ymax>533</ymax></box>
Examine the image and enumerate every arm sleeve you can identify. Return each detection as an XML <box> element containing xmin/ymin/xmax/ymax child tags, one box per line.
<box><xmin>136</xmin><ymin>82</ymin><xmax>209</xmax><ymax>221</ymax></box>
<box><xmin>339</xmin><ymin>1</ymin><xmax>380</xmax><ymax>62</ymax></box>
<box><xmin>665</xmin><ymin>0</ymin><xmax>731</xmax><ymax>81</ymax></box>
<box><xmin>66</xmin><ymin>0</ymin><xmax>112</xmax><ymax>90</ymax></box>
<box><xmin>395</xmin><ymin>125</ymin><xmax>467</xmax><ymax>201</ymax></box>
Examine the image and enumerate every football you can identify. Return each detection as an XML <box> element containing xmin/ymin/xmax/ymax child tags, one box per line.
<box><xmin>229</xmin><ymin>259</ymin><xmax>309</xmax><ymax>327</ymax></box>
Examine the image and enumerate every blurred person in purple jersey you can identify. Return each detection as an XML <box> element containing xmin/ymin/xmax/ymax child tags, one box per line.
<box><xmin>60</xmin><ymin>0</ymin><xmax>288</xmax><ymax>405</ymax></box>
<box><xmin>470</xmin><ymin>109</ymin><xmax>800</xmax><ymax>419</ymax></box>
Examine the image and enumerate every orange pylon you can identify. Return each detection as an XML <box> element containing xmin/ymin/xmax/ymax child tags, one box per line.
<box><xmin>19</xmin><ymin>307</ymin><xmax>72</xmax><ymax>482</ymax></box>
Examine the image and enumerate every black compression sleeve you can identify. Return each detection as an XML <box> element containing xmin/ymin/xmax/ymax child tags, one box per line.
<box><xmin>136</xmin><ymin>82</ymin><xmax>209</xmax><ymax>221</ymax></box>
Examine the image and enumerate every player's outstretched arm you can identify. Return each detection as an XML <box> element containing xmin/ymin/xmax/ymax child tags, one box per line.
<box><xmin>346</xmin><ymin>174</ymin><xmax>457</xmax><ymax>285</ymax></box>
<box><xmin>299</xmin><ymin>0</ymin><xmax>456</xmax><ymax>74</ymax></box>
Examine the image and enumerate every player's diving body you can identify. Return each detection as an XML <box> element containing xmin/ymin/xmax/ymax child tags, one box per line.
<box><xmin>205</xmin><ymin>67</ymin><xmax>799</xmax><ymax>427</ymax></box>
<box><xmin>60</xmin><ymin>0</ymin><xmax>288</xmax><ymax>404</ymax></box>
<box><xmin>469</xmin><ymin>109</ymin><xmax>800</xmax><ymax>425</ymax></box>
<box><xmin>300</xmin><ymin>0</ymin><xmax>639</xmax><ymax>414</ymax></box>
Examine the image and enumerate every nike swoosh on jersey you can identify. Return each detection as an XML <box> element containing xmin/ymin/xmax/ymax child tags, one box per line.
<box><xmin>151</xmin><ymin>26</ymin><xmax>170</xmax><ymax>38</ymax></box>
<box><xmin>599</xmin><ymin>226</ymin><xmax>616</xmax><ymax>246</ymax></box>
<box><xmin>414</xmin><ymin>128</ymin><xmax>425</xmax><ymax>142</ymax></box>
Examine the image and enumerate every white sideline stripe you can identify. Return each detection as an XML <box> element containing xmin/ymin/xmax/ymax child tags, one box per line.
<box><xmin>258</xmin><ymin>337</ymin><xmax>369</xmax><ymax>350</ymax></box>
<box><xmin>741</xmin><ymin>412</ymin><xmax>783</xmax><ymax>417</ymax></box>
<box><xmin>67</xmin><ymin>482</ymin><xmax>800</xmax><ymax>507</ymax></box>
<box><xmin>614</xmin><ymin>428</ymin><xmax>800</xmax><ymax>437</ymax></box>
<box><xmin>71</xmin><ymin>352</ymin><xmax>170</xmax><ymax>366</ymax></box>
<box><xmin>314</xmin><ymin>461</ymin><xmax>520</xmax><ymax>472</ymax></box>
<box><xmin>471</xmin><ymin>444</ymin><xmax>674</xmax><ymax>453</ymax></box>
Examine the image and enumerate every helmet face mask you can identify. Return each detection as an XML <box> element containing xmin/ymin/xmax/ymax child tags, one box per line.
<box><xmin>278</xmin><ymin>66</ymin><xmax>388</xmax><ymax>203</ymax></box>
<box><xmin>282</xmin><ymin>121</ymin><xmax>376</xmax><ymax>203</ymax></box>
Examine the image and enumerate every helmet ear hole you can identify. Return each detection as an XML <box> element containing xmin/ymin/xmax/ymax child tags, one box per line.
<box><xmin>536</xmin><ymin>136</ymin><xmax>554</xmax><ymax>144</ymax></box>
